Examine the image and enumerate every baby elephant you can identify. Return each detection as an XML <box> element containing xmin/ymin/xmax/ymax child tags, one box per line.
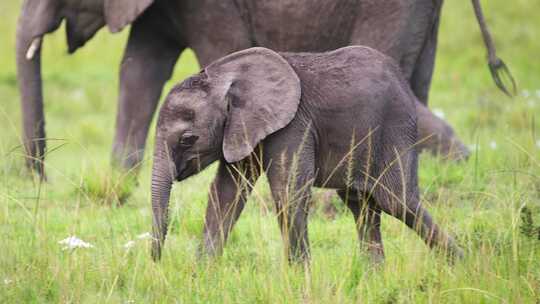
<box><xmin>150</xmin><ymin>46</ymin><xmax>463</xmax><ymax>263</ymax></box>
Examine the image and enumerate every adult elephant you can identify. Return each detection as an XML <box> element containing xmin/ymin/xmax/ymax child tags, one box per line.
<box><xmin>16</xmin><ymin>0</ymin><xmax>513</xmax><ymax>178</ymax></box>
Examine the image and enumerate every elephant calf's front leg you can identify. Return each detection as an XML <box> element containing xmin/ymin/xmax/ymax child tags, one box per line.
<box><xmin>266</xmin><ymin>159</ymin><xmax>315</xmax><ymax>263</ymax></box>
<box><xmin>202</xmin><ymin>159</ymin><xmax>260</xmax><ymax>257</ymax></box>
<box><xmin>272</xmin><ymin>187</ymin><xmax>312</xmax><ymax>263</ymax></box>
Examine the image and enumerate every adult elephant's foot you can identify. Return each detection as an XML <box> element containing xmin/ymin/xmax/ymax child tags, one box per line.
<box><xmin>108</xmin><ymin>144</ymin><xmax>143</xmax><ymax>206</ymax></box>
<box><xmin>78</xmin><ymin>164</ymin><xmax>139</xmax><ymax>206</ymax></box>
<box><xmin>416</xmin><ymin>103</ymin><xmax>470</xmax><ymax>161</ymax></box>
<box><xmin>111</xmin><ymin>142</ymin><xmax>146</xmax><ymax>172</ymax></box>
<box><xmin>24</xmin><ymin>152</ymin><xmax>47</xmax><ymax>182</ymax></box>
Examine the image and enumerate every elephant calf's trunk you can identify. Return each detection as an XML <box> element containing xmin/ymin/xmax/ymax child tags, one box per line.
<box><xmin>150</xmin><ymin>142</ymin><xmax>175</xmax><ymax>260</ymax></box>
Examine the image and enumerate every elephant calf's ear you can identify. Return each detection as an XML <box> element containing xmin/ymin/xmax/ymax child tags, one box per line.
<box><xmin>104</xmin><ymin>0</ymin><xmax>154</xmax><ymax>33</ymax></box>
<box><xmin>205</xmin><ymin>47</ymin><xmax>302</xmax><ymax>163</ymax></box>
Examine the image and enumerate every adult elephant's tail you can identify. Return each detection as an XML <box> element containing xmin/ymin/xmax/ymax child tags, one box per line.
<box><xmin>471</xmin><ymin>0</ymin><xmax>517</xmax><ymax>97</ymax></box>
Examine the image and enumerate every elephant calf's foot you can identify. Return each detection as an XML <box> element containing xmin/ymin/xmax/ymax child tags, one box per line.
<box><xmin>441</xmin><ymin>239</ymin><xmax>465</xmax><ymax>264</ymax></box>
<box><xmin>364</xmin><ymin>243</ymin><xmax>385</xmax><ymax>265</ymax></box>
<box><xmin>111</xmin><ymin>143</ymin><xmax>146</xmax><ymax>172</ymax></box>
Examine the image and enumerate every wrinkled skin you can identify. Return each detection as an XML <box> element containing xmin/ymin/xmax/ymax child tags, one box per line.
<box><xmin>17</xmin><ymin>0</ymin><xmax>512</xmax><ymax>178</ymax></box>
<box><xmin>151</xmin><ymin>47</ymin><xmax>464</xmax><ymax>263</ymax></box>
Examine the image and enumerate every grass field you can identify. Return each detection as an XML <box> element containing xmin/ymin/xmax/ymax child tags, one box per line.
<box><xmin>1</xmin><ymin>0</ymin><xmax>540</xmax><ymax>303</ymax></box>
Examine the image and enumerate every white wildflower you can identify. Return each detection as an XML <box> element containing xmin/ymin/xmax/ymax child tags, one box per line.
<box><xmin>522</xmin><ymin>90</ymin><xmax>530</xmax><ymax>98</ymax></box>
<box><xmin>71</xmin><ymin>89</ymin><xmax>85</xmax><ymax>101</ymax></box>
<box><xmin>136</xmin><ymin>232</ymin><xmax>154</xmax><ymax>240</ymax></box>
<box><xmin>468</xmin><ymin>144</ymin><xmax>480</xmax><ymax>152</ymax></box>
<box><xmin>123</xmin><ymin>232</ymin><xmax>155</xmax><ymax>250</ymax></box>
<box><xmin>139</xmin><ymin>208</ymin><xmax>149</xmax><ymax>217</ymax></box>
<box><xmin>58</xmin><ymin>236</ymin><xmax>94</xmax><ymax>250</ymax></box>
<box><xmin>489</xmin><ymin>141</ymin><xmax>497</xmax><ymax>150</ymax></box>
<box><xmin>124</xmin><ymin>240</ymin><xmax>136</xmax><ymax>250</ymax></box>
<box><xmin>433</xmin><ymin>108</ymin><xmax>445</xmax><ymax>119</ymax></box>
<box><xmin>4</xmin><ymin>278</ymin><xmax>12</xmax><ymax>285</ymax></box>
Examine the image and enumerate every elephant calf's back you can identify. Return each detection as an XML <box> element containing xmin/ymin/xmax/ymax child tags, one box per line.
<box><xmin>282</xmin><ymin>46</ymin><xmax>410</xmax><ymax>111</ymax></box>
<box><xmin>282</xmin><ymin>47</ymin><xmax>417</xmax><ymax>188</ymax></box>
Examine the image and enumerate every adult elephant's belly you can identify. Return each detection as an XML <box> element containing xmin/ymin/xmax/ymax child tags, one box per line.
<box><xmin>244</xmin><ymin>0</ymin><xmax>360</xmax><ymax>52</ymax></box>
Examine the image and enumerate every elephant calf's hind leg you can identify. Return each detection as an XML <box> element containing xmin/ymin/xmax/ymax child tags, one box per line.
<box><xmin>337</xmin><ymin>190</ymin><xmax>384</xmax><ymax>263</ymax></box>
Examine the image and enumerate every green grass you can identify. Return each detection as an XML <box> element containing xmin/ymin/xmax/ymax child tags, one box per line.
<box><xmin>1</xmin><ymin>0</ymin><xmax>540</xmax><ymax>302</ymax></box>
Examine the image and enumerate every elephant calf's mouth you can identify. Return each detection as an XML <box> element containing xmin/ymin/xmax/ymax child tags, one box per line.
<box><xmin>175</xmin><ymin>149</ymin><xmax>222</xmax><ymax>181</ymax></box>
<box><xmin>175</xmin><ymin>158</ymin><xmax>200</xmax><ymax>181</ymax></box>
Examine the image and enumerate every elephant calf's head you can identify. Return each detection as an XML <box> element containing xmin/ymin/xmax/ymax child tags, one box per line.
<box><xmin>155</xmin><ymin>74</ymin><xmax>223</xmax><ymax>181</ymax></box>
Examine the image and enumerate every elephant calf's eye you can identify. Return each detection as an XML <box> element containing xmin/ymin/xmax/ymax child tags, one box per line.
<box><xmin>179</xmin><ymin>134</ymin><xmax>199</xmax><ymax>147</ymax></box>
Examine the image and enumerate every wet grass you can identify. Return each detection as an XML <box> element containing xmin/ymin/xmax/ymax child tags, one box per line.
<box><xmin>1</xmin><ymin>0</ymin><xmax>540</xmax><ymax>302</ymax></box>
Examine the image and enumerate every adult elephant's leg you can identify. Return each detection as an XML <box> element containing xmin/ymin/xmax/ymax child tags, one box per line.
<box><xmin>411</xmin><ymin>15</ymin><xmax>471</xmax><ymax>161</ymax></box>
<box><xmin>416</xmin><ymin>102</ymin><xmax>470</xmax><ymax>161</ymax></box>
<box><xmin>111</xmin><ymin>19</ymin><xmax>184</xmax><ymax>170</ymax></box>
<box><xmin>409</xmin><ymin>1</ymin><xmax>470</xmax><ymax>160</ymax></box>
<box><xmin>409</xmin><ymin>0</ymin><xmax>443</xmax><ymax>105</ymax></box>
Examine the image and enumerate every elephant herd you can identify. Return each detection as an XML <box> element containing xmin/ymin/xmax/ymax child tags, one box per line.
<box><xmin>15</xmin><ymin>0</ymin><xmax>514</xmax><ymax>263</ymax></box>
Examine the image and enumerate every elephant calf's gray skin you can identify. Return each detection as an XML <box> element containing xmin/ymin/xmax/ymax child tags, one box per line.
<box><xmin>151</xmin><ymin>46</ymin><xmax>464</xmax><ymax>263</ymax></box>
